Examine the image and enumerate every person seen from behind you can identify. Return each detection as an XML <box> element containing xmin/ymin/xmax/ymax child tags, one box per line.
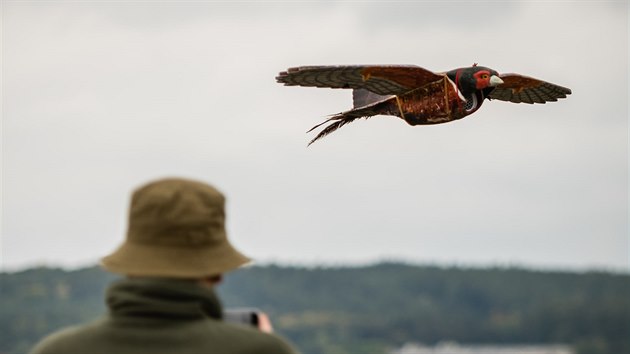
<box><xmin>29</xmin><ymin>177</ymin><xmax>299</xmax><ymax>354</ymax></box>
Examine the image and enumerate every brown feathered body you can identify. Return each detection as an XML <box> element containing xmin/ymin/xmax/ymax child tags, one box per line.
<box><xmin>346</xmin><ymin>76</ymin><xmax>477</xmax><ymax>125</ymax></box>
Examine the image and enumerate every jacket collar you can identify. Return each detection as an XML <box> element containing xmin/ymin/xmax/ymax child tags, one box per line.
<box><xmin>106</xmin><ymin>277</ymin><xmax>223</xmax><ymax>321</ymax></box>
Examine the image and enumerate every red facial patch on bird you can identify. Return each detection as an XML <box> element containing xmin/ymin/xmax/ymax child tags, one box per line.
<box><xmin>473</xmin><ymin>70</ymin><xmax>492</xmax><ymax>89</ymax></box>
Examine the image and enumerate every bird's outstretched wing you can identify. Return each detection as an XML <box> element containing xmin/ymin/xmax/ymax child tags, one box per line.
<box><xmin>276</xmin><ymin>65</ymin><xmax>444</xmax><ymax>96</ymax></box>
<box><xmin>488</xmin><ymin>73</ymin><xmax>572</xmax><ymax>104</ymax></box>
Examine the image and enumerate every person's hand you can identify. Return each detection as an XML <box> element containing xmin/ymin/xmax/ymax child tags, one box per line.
<box><xmin>257</xmin><ymin>312</ymin><xmax>274</xmax><ymax>333</ymax></box>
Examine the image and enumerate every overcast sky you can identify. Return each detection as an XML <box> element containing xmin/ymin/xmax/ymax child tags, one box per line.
<box><xmin>2</xmin><ymin>1</ymin><xmax>628</xmax><ymax>273</ymax></box>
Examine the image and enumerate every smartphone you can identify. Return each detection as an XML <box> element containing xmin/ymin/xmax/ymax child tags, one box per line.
<box><xmin>224</xmin><ymin>308</ymin><xmax>274</xmax><ymax>333</ymax></box>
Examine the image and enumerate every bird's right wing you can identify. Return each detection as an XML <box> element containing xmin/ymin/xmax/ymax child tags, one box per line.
<box><xmin>276</xmin><ymin>65</ymin><xmax>444</xmax><ymax>96</ymax></box>
<box><xmin>488</xmin><ymin>73</ymin><xmax>572</xmax><ymax>104</ymax></box>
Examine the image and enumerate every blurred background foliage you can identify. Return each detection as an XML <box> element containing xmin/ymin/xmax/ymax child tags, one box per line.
<box><xmin>1</xmin><ymin>263</ymin><xmax>628</xmax><ymax>354</ymax></box>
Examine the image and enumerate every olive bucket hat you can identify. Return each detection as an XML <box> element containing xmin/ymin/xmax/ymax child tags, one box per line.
<box><xmin>101</xmin><ymin>178</ymin><xmax>251</xmax><ymax>278</ymax></box>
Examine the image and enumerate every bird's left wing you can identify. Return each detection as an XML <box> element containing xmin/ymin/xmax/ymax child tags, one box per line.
<box><xmin>276</xmin><ymin>65</ymin><xmax>444</xmax><ymax>96</ymax></box>
<box><xmin>488</xmin><ymin>73</ymin><xmax>571</xmax><ymax>104</ymax></box>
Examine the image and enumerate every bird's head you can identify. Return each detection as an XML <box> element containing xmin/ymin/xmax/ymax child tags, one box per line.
<box><xmin>447</xmin><ymin>65</ymin><xmax>503</xmax><ymax>97</ymax></box>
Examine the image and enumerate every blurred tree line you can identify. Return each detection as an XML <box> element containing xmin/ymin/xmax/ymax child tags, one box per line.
<box><xmin>1</xmin><ymin>263</ymin><xmax>628</xmax><ymax>354</ymax></box>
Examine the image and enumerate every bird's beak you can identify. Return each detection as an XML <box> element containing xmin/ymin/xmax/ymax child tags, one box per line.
<box><xmin>489</xmin><ymin>75</ymin><xmax>504</xmax><ymax>87</ymax></box>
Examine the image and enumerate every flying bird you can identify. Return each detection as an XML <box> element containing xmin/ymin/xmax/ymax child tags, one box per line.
<box><xmin>276</xmin><ymin>64</ymin><xmax>572</xmax><ymax>145</ymax></box>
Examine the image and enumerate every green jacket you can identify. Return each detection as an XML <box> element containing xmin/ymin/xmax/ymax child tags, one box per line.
<box><xmin>29</xmin><ymin>278</ymin><xmax>298</xmax><ymax>354</ymax></box>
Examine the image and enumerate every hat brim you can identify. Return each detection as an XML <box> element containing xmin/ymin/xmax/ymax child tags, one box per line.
<box><xmin>100</xmin><ymin>240</ymin><xmax>251</xmax><ymax>278</ymax></box>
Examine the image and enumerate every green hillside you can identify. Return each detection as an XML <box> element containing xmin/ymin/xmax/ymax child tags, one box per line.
<box><xmin>1</xmin><ymin>263</ymin><xmax>628</xmax><ymax>354</ymax></box>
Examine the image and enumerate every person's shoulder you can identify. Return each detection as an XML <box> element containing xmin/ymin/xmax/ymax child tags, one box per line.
<box><xmin>249</xmin><ymin>330</ymin><xmax>297</xmax><ymax>354</ymax></box>
<box><xmin>28</xmin><ymin>325</ymin><xmax>82</xmax><ymax>354</ymax></box>
<box><xmin>212</xmin><ymin>321</ymin><xmax>299</xmax><ymax>354</ymax></box>
<box><xmin>28</xmin><ymin>320</ymin><xmax>104</xmax><ymax>354</ymax></box>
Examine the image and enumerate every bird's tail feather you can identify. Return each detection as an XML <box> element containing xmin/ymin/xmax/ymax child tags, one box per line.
<box><xmin>306</xmin><ymin>115</ymin><xmax>338</xmax><ymax>134</ymax></box>
<box><xmin>307</xmin><ymin>97</ymin><xmax>395</xmax><ymax>146</ymax></box>
<box><xmin>307</xmin><ymin>114</ymin><xmax>364</xmax><ymax>146</ymax></box>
